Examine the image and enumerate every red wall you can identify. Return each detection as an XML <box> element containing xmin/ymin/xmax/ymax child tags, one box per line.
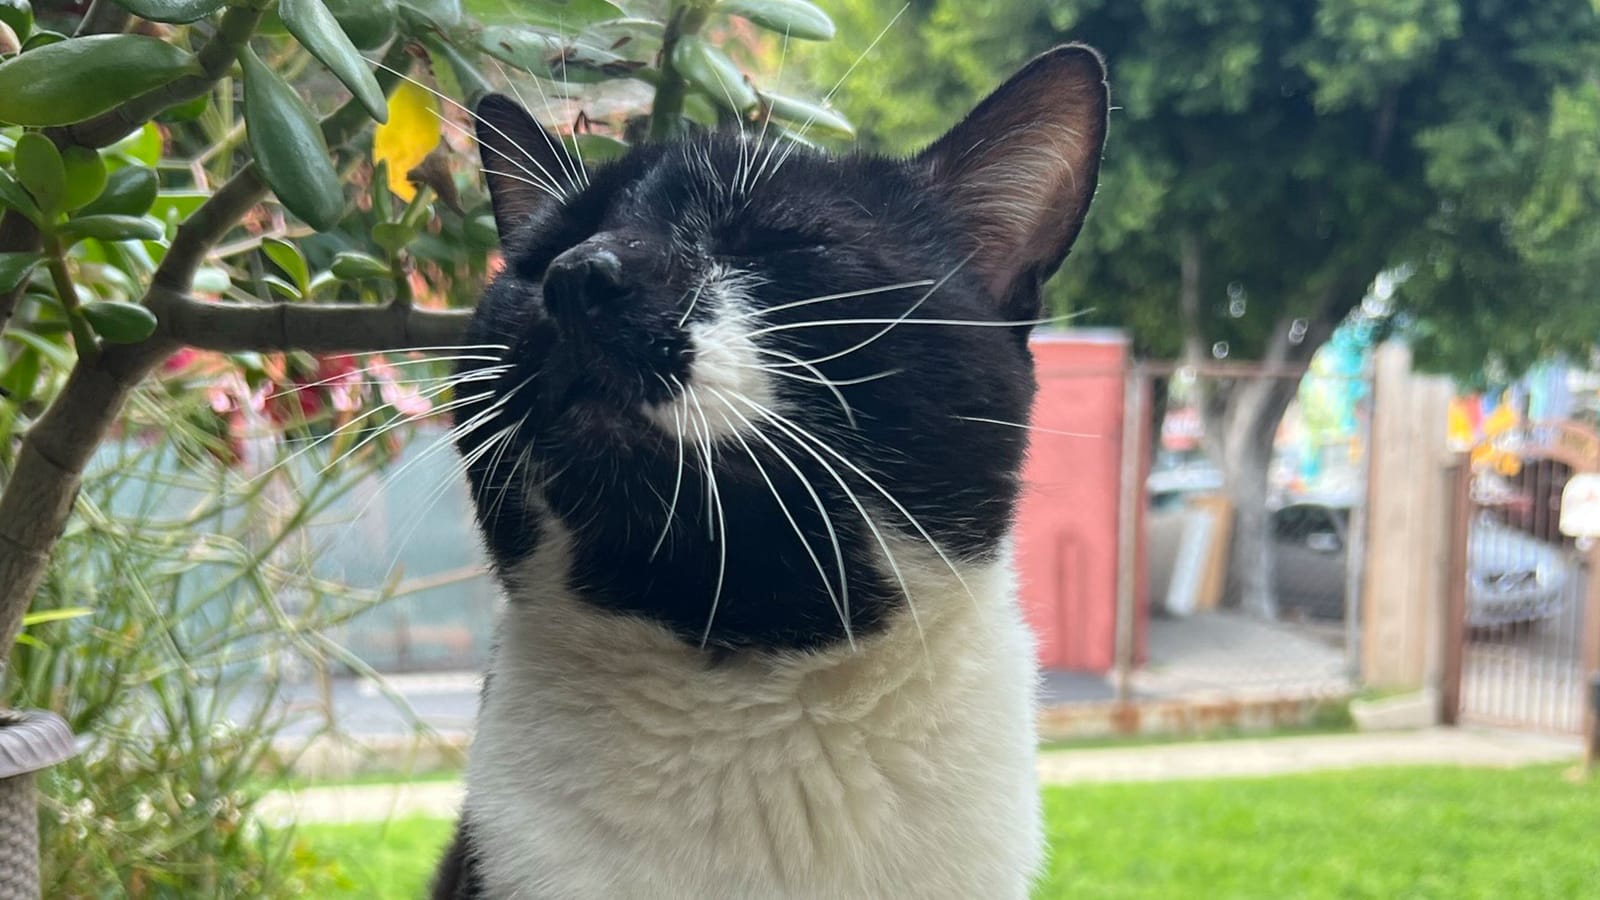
<box><xmin>1015</xmin><ymin>331</ymin><xmax>1144</xmax><ymax>672</ymax></box>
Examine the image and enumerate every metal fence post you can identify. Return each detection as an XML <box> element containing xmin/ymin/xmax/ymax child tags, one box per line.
<box><xmin>1585</xmin><ymin>541</ymin><xmax>1600</xmax><ymax>773</ymax></box>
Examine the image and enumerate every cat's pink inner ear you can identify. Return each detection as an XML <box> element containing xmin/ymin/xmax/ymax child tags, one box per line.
<box><xmin>918</xmin><ymin>45</ymin><xmax>1109</xmax><ymax>303</ymax></box>
<box><xmin>474</xmin><ymin>94</ymin><xmax>572</xmax><ymax>241</ymax></box>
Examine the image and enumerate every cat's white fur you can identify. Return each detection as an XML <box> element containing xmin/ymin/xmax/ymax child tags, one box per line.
<box><xmin>463</xmin><ymin>517</ymin><xmax>1043</xmax><ymax>899</ymax></box>
<box><xmin>643</xmin><ymin>265</ymin><xmax>772</xmax><ymax>442</ymax></box>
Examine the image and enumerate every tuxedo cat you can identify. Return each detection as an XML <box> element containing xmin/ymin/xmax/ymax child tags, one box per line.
<box><xmin>432</xmin><ymin>44</ymin><xmax>1108</xmax><ymax>900</ymax></box>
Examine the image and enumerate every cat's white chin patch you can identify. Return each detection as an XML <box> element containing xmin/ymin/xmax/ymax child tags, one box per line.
<box><xmin>643</xmin><ymin>267</ymin><xmax>777</xmax><ymax>442</ymax></box>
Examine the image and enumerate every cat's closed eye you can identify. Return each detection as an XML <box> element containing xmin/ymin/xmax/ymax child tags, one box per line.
<box><xmin>719</xmin><ymin>223</ymin><xmax>833</xmax><ymax>258</ymax></box>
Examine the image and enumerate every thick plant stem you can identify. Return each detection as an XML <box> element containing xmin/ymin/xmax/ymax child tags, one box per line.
<box><xmin>650</xmin><ymin>1</ymin><xmax>714</xmax><ymax>140</ymax></box>
<box><xmin>43</xmin><ymin>246</ymin><xmax>101</xmax><ymax>364</ymax></box>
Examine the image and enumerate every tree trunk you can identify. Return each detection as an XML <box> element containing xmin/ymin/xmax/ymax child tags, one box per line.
<box><xmin>1217</xmin><ymin>370</ymin><xmax>1301</xmax><ymax>619</ymax></box>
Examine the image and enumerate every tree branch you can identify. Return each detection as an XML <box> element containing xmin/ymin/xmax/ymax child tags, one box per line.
<box><xmin>146</xmin><ymin>286</ymin><xmax>471</xmax><ymax>352</ymax></box>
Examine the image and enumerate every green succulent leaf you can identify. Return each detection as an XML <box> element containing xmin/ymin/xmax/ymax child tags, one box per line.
<box><xmin>0</xmin><ymin>251</ymin><xmax>43</xmax><ymax>292</ymax></box>
<box><xmin>325</xmin><ymin>0</ymin><xmax>397</xmax><ymax>51</ymax></box>
<box><xmin>0</xmin><ymin>346</ymin><xmax>42</xmax><ymax>404</ymax></box>
<box><xmin>464</xmin><ymin>0</ymin><xmax>622</xmax><ymax>30</ymax></box>
<box><xmin>12</xmin><ymin>131</ymin><xmax>63</xmax><ymax>218</ymax></box>
<box><xmin>61</xmin><ymin>145</ymin><xmax>108</xmax><ymax>211</ymax></box>
<box><xmin>573</xmin><ymin>132</ymin><xmax>629</xmax><ymax>163</ymax></box>
<box><xmin>397</xmin><ymin>0</ymin><xmax>461</xmax><ymax>29</ymax></box>
<box><xmin>260</xmin><ymin>274</ymin><xmax>301</xmax><ymax>301</ymax></box>
<box><xmin>720</xmin><ymin>0</ymin><xmax>835</xmax><ymax>41</ymax></box>
<box><xmin>0</xmin><ymin>35</ymin><xmax>194</xmax><ymax>127</ymax></box>
<box><xmin>81</xmin><ymin>300</ymin><xmax>159</xmax><ymax>343</ymax></box>
<box><xmin>19</xmin><ymin>29</ymin><xmax>61</xmax><ymax>50</ymax></box>
<box><xmin>82</xmin><ymin>166</ymin><xmax>159</xmax><ymax>218</ymax></box>
<box><xmin>262</xmin><ymin>237</ymin><xmax>311</xmax><ymax>293</ymax></box>
<box><xmin>57</xmin><ymin>214</ymin><xmax>164</xmax><ymax>244</ymax></box>
<box><xmin>0</xmin><ymin>168</ymin><xmax>43</xmax><ymax>224</ymax></box>
<box><xmin>370</xmin><ymin>222</ymin><xmax>412</xmax><ymax>257</ymax></box>
<box><xmin>239</xmin><ymin>46</ymin><xmax>345</xmax><ymax>231</ymax></box>
<box><xmin>156</xmin><ymin>92</ymin><xmax>210</xmax><ymax>123</ymax></box>
<box><xmin>758</xmin><ymin>91</ymin><xmax>854</xmax><ymax>139</ymax></box>
<box><xmin>111</xmin><ymin>0</ymin><xmax>227</xmax><ymax>24</ymax></box>
<box><xmin>672</xmin><ymin>36</ymin><xmax>757</xmax><ymax>112</ymax></box>
<box><xmin>278</xmin><ymin>0</ymin><xmax>388</xmax><ymax>123</ymax></box>
<box><xmin>0</xmin><ymin>0</ymin><xmax>32</xmax><ymax>39</ymax></box>
<box><xmin>330</xmin><ymin>250</ymin><xmax>392</xmax><ymax>280</ymax></box>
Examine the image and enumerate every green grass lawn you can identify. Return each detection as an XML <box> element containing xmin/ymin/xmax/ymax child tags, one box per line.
<box><xmin>295</xmin><ymin>765</ymin><xmax>1600</xmax><ymax>898</ymax></box>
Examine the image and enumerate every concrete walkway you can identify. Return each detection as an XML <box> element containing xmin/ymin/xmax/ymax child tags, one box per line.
<box><xmin>264</xmin><ymin>727</ymin><xmax>1583</xmax><ymax>825</ymax></box>
<box><xmin>1034</xmin><ymin>726</ymin><xmax>1580</xmax><ymax>785</ymax></box>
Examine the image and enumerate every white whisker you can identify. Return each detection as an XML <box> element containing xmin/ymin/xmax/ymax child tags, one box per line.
<box><xmin>683</xmin><ymin>385</ymin><xmax>729</xmax><ymax>648</ymax></box>
<box><xmin>954</xmin><ymin>415</ymin><xmax>1100</xmax><ymax>439</ymax></box>
<box><xmin>765</xmin><ymin>4</ymin><xmax>909</xmax><ymax>181</ymax></box>
<box><xmin>757</xmin><ymin>256</ymin><xmax>972</xmax><ymax>370</ymax></box>
<box><xmin>372</xmin><ymin>60</ymin><xmax>571</xmax><ymax>200</ymax></box>
<box><xmin>709</xmin><ymin>387</ymin><xmax>854</xmax><ymax>648</ymax></box>
<box><xmin>649</xmin><ymin>387</ymin><xmax>689</xmax><ymax>561</ymax></box>
<box><xmin>728</xmin><ymin>392</ymin><xmax>974</xmax><ymax>606</ymax></box>
<box><xmin>727</xmin><ymin>280</ymin><xmax>934</xmax><ymax>324</ymax></box>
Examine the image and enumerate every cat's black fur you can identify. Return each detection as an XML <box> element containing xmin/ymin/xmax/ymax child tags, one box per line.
<box><xmin>433</xmin><ymin>45</ymin><xmax>1107</xmax><ymax>899</ymax></box>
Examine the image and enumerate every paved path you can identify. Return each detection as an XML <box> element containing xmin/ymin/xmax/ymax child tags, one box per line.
<box><xmin>266</xmin><ymin>727</ymin><xmax>1583</xmax><ymax>824</ymax></box>
<box><xmin>1033</xmin><ymin>726</ymin><xmax>1580</xmax><ymax>785</ymax></box>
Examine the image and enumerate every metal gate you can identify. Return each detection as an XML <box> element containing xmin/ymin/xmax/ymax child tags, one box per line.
<box><xmin>1449</xmin><ymin>421</ymin><xmax>1600</xmax><ymax>733</ymax></box>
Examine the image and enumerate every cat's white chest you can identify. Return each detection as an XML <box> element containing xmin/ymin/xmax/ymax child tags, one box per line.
<box><xmin>462</xmin><ymin>534</ymin><xmax>1042</xmax><ymax>900</ymax></box>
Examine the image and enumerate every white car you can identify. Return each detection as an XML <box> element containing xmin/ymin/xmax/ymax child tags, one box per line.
<box><xmin>1270</xmin><ymin>501</ymin><xmax>1571</xmax><ymax>627</ymax></box>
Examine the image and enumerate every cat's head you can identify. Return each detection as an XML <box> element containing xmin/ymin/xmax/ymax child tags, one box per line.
<box><xmin>456</xmin><ymin>45</ymin><xmax>1108</xmax><ymax>652</ymax></box>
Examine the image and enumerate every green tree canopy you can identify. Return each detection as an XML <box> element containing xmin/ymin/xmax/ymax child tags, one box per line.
<box><xmin>820</xmin><ymin>0</ymin><xmax>1600</xmax><ymax>377</ymax></box>
<box><xmin>816</xmin><ymin>0</ymin><xmax>1600</xmax><ymax>616</ymax></box>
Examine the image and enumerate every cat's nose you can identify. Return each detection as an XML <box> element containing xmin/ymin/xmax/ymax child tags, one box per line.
<box><xmin>544</xmin><ymin>240</ymin><xmax>627</xmax><ymax>326</ymax></box>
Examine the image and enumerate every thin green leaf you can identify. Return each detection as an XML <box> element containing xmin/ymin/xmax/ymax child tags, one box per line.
<box><xmin>21</xmin><ymin>607</ymin><xmax>94</xmax><ymax>626</ymax></box>
<box><xmin>7</xmin><ymin>323</ymin><xmax>78</xmax><ymax>368</ymax></box>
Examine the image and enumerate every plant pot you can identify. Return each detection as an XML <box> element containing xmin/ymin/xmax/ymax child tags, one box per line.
<box><xmin>0</xmin><ymin>710</ymin><xmax>74</xmax><ymax>900</ymax></box>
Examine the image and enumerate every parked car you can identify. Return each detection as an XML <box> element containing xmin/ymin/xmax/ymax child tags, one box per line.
<box><xmin>1269</xmin><ymin>498</ymin><xmax>1572</xmax><ymax>628</ymax></box>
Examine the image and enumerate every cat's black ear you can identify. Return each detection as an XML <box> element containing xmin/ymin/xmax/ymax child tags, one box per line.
<box><xmin>917</xmin><ymin>45</ymin><xmax>1109</xmax><ymax>316</ymax></box>
<box><xmin>474</xmin><ymin>93</ymin><xmax>575</xmax><ymax>241</ymax></box>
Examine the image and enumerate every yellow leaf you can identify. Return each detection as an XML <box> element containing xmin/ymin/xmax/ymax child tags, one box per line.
<box><xmin>372</xmin><ymin>81</ymin><xmax>441</xmax><ymax>202</ymax></box>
